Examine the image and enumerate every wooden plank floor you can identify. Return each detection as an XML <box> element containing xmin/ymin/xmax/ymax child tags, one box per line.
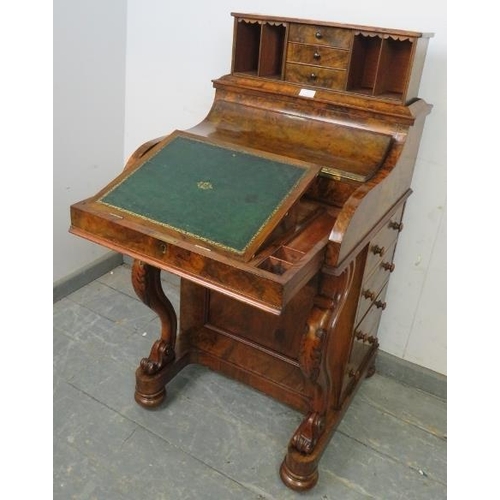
<box><xmin>53</xmin><ymin>264</ymin><xmax>446</xmax><ymax>499</ymax></box>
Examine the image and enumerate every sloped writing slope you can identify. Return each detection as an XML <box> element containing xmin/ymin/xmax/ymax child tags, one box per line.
<box><xmin>98</xmin><ymin>132</ymin><xmax>320</xmax><ymax>260</ymax></box>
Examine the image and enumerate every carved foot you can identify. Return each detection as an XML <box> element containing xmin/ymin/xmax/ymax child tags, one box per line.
<box><xmin>280</xmin><ymin>456</ymin><xmax>319</xmax><ymax>492</ymax></box>
<box><xmin>134</xmin><ymin>383</ymin><xmax>166</xmax><ymax>409</ymax></box>
<box><xmin>134</xmin><ymin>340</ymin><xmax>175</xmax><ymax>409</ymax></box>
<box><xmin>291</xmin><ymin>412</ymin><xmax>325</xmax><ymax>455</ymax></box>
<box><xmin>131</xmin><ymin>260</ymin><xmax>178</xmax><ymax>408</ymax></box>
<box><xmin>279</xmin><ymin>412</ymin><xmax>324</xmax><ymax>490</ymax></box>
<box><xmin>140</xmin><ymin>339</ymin><xmax>175</xmax><ymax>375</ymax></box>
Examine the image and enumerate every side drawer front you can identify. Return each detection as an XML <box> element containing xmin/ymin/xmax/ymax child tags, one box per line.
<box><xmin>355</xmin><ymin>284</ymin><xmax>387</xmax><ymax>340</ymax></box>
<box><xmin>364</xmin><ymin>204</ymin><xmax>404</xmax><ymax>275</ymax></box>
<box><xmin>288</xmin><ymin>23</ymin><xmax>352</xmax><ymax>48</ymax></box>
<box><xmin>356</xmin><ymin>239</ymin><xmax>397</xmax><ymax>322</ymax></box>
<box><xmin>286</xmin><ymin>43</ymin><xmax>349</xmax><ymax>69</ymax></box>
<box><xmin>285</xmin><ymin>63</ymin><xmax>346</xmax><ymax>90</ymax></box>
<box><xmin>343</xmin><ymin>283</ymin><xmax>389</xmax><ymax>399</ymax></box>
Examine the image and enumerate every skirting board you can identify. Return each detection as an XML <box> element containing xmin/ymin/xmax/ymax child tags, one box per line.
<box><xmin>57</xmin><ymin>254</ymin><xmax>446</xmax><ymax>400</ymax></box>
<box><xmin>375</xmin><ymin>350</ymin><xmax>446</xmax><ymax>400</ymax></box>
<box><xmin>53</xmin><ymin>252</ymin><xmax>124</xmax><ymax>303</ymax></box>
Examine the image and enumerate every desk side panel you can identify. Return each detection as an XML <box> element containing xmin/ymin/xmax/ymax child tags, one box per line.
<box><xmin>326</xmin><ymin>100</ymin><xmax>431</xmax><ymax>268</ymax></box>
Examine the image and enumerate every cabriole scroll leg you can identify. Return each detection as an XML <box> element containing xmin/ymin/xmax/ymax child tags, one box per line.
<box><xmin>131</xmin><ymin>259</ymin><xmax>177</xmax><ymax>408</ymax></box>
<box><xmin>280</xmin><ymin>263</ymin><xmax>356</xmax><ymax>491</ymax></box>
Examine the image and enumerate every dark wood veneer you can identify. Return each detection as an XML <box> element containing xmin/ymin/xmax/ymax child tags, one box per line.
<box><xmin>69</xmin><ymin>13</ymin><xmax>433</xmax><ymax>492</ymax></box>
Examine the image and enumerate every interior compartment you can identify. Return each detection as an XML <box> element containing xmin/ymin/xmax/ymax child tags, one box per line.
<box><xmin>233</xmin><ymin>20</ymin><xmax>286</xmax><ymax>79</ymax></box>
<box><xmin>233</xmin><ymin>21</ymin><xmax>261</xmax><ymax>74</ymax></box>
<box><xmin>347</xmin><ymin>34</ymin><xmax>381</xmax><ymax>94</ymax></box>
<box><xmin>258</xmin><ymin>23</ymin><xmax>286</xmax><ymax>78</ymax></box>
<box><xmin>373</xmin><ymin>38</ymin><xmax>413</xmax><ymax>99</ymax></box>
<box><xmin>259</xmin><ymin>199</ymin><xmax>320</xmax><ymax>252</ymax></box>
<box><xmin>258</xmin><ymin>256</ymin><xmax>293</xmax><ymax>275</ymax></box>
<box><xmin>272</xmin><ymin>246</ymin><xmax>305</xmax><ymax>262</ymax></box>
<box><xmin>347</xmin><ymin>33</ymin><xmax>414</xmax><ymax>100</ymax></box>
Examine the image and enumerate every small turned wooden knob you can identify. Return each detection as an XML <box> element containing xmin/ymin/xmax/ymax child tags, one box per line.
<box><xmin>389</xmin><ymin>221</ymin><xmax>404</xmax><ymax>232</ymax></box>
<box><xmin>315</xmin><ymin>31</ymin><xmax>323</xmax><ymax>39</ymax></box>
<box><xmin>375</xmin><ymin>300</ymin><xmax>387</xmax><ymax>310</ymax></box>
<box><xmin>313</xmin><ymin>51</ymin><xmax>321</xmax><ymax>59</ymax></box>
<box><xmin>367</xmin><ymin>335</ymin><xmax>377</xmax><ymax>344</ymax></box>
<box><xmin>362</xmin><ymin>289</ymin><xmax>376</xmax><ymax>300</ymax></box>
<box><xmin>309</xmin><ymin>73</ymin><xmax>317</xmax><ymax>80</ymax></box>
<box><xmin>382</xmin><ymin>262</ymin><xmax>395</xmax><ymax>272</ymax></box>
<box><xmin>371</xmin><ymin>244</ymin><xmax>385</xmax><ymax>256</ymax></box>
<box><xmin>355</xmin><ymin>331</ymin><xmax>366</xmax><ymax>341</ymax></box>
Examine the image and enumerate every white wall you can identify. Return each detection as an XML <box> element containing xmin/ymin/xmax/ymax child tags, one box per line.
<box><xmin>53</xmin><ymin>0</ymin><xmax>127</xmax><ymax>283</ymax></box>
<box><xmin>124</xmin><ymin>0</ymin><xmax>446</xmax><ymax>375</ymax></box>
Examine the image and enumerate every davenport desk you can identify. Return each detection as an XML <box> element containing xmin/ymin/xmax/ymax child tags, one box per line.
<box><xmin>69</xmin><ymin>13</ymin><xmax>433</xmax><ymax>491</ymax></box>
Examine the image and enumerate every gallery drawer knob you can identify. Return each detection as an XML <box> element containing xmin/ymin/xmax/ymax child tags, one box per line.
<box><xmin>315</xmin><ymin>31</ymin><xmax>323</xmax><ymax>39</ymax></box>
<box><xmin>389</xmin><ymin>221</ymin><xmax>404</xmax><ymax>232</ymax></box>
<box><xmin>309</xmin><ymin>73</ymin><xmax>318</xmax><ymax>80</ymax></box>
<box><xmin>362</xmin><ymin>289</ymin><xmax>376</xmax><ymax>300</ymax></box>
<box><xmin>382</xmin><ymin>262</ymin><xmax>395</xmax><ymax>272</ymax></box>
<box><xmin>313</xmin><ymin>51</ymin><xmax>321</xmax><ymax>59</ymax></box>
<box><xmin>375</xmin><ymin>300</ymin><xmax>387</xmax><ymax>310</ymax></box>
<box><xmin>371</xmin><ymin>244</ymin><xmax>385</xmax><ymax>256</ymax></box>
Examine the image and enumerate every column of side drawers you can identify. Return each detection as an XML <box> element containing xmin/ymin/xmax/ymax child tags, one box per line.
<box><xmin>342</xmin><ymin>204</ymin><xmax>405</xmax><ymax>398</ymax></box>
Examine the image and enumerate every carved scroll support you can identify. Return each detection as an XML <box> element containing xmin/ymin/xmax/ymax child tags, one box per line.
<box><xmin>132</xmin><ymin>259</ymin><xmax>178</xmax><ymax>408</ymax></box>
<box><xmin>281</xmin><ymin>262</ymin><xmax>355</xmax><ymax>491</ymax></box>
<box><xmin>291</xmin><ymin>412</ymin><xmax>325</xmax><ymax>455</ymax></box>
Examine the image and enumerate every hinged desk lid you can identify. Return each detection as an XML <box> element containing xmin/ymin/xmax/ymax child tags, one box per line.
<box><xmin>93</xmin><ymin>131</ymin><xmax>321</xmax><ymax>261</ymax></box>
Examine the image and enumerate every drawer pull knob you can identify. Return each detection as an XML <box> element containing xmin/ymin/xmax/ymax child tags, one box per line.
<box><xmin>355</xmin><ymin>331</ymin><xmax>378</xmax><ymax>344</ymax></box>
<box><xmin>389</xmin><ymin>221</ymin><xmax>404</xmax><ymax>232</ymax></box>
<box><xmin>371</xmin><ymin>245</ymin><xmax>385</xmax><ymax>256</ymax></box>
<box><xmin>309</xmin><ymin>73</ymin><xmax>318</xmax><ymax>80</ymax></box>
<box><xmin>375</xmin><ymin>300</ymin><xmax>387</xmax><ymax>310</ymax></box>
<box><xmin>382</xmin><ymin>262</ymin><xmax>395</xmax><ymax>272</ymax></box>
<box><xmin>355</xmin><ymin>330</ymin><xmax>367</xmax><ymax>341</ymax></box>
<box><xmin>313</xmin><ymin>51</ymin><xmax>321</xmax><ymax>59</ymax></box>
<box><xmin>315</xmin><ymin>31</ymin><xmax>323</xmax><ymax>39</ymax></box>
<box><xmin>362</xmin><ymin>289</ymin><xmax>376</xmax><ymax>300</ymax></box>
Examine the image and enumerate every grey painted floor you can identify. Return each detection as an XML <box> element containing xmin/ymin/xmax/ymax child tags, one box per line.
<box><xmin>54</xmin><ymin>264</ymin><xmax>446</xmax><ymax>500</ymax></box>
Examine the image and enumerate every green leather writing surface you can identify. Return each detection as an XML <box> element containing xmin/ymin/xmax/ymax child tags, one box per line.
<box><xmin>99</xmin><ymin>135</ymin><xmax>312</xmax><ymax>254</ymax></box>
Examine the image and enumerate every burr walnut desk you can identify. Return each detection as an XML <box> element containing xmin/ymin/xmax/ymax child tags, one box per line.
<box><xmin>69</xmin><ymin>13</ymin><xmax>433</xmax><ymax>491</ymax></box>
